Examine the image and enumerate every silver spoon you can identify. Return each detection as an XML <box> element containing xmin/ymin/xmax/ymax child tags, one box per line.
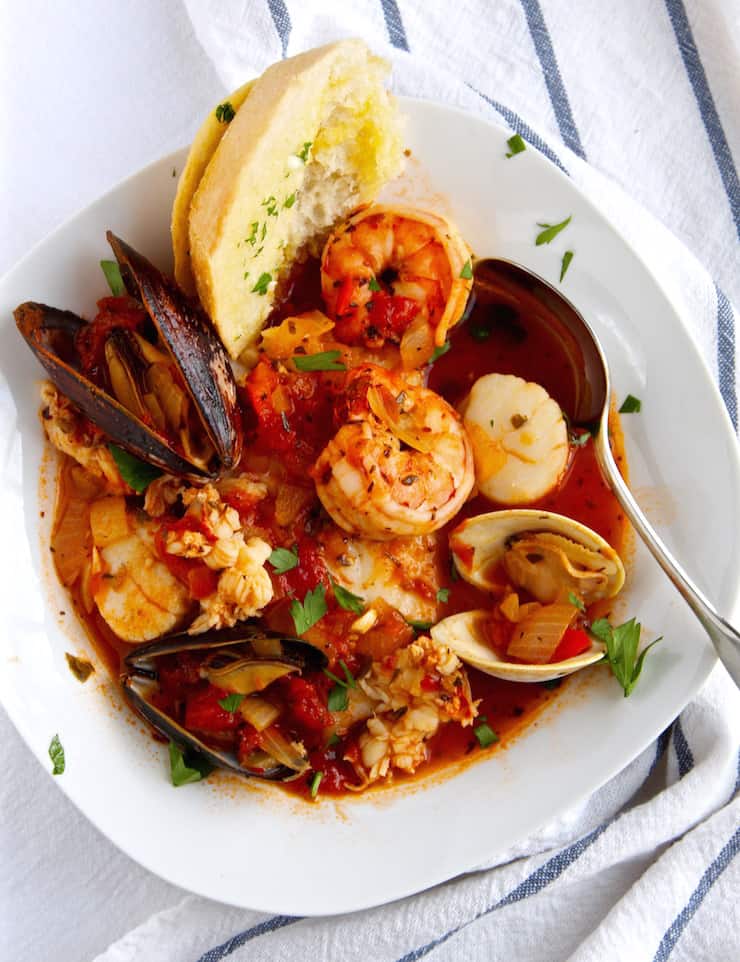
<box><xmin>471</xmin><ymin>258</ymin><xmax>740</xmax><ymax>687</ymax></box>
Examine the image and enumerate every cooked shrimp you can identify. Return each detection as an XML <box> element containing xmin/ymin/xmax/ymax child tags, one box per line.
<box><xmin>312</xmin><ymin>365</ymin><xmax>474</xmax><ymax>539</ymax></box>
<box><xmin>320</xmin><ymin>205</ymin><xmax>472</xmax><ymax>360</ymax></box>
<box><xmin>461</xmin><ymin>373</ymin><xmax>568</xmax><ymax>504</ymax></box>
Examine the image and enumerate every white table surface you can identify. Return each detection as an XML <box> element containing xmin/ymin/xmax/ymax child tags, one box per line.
<box><xmin>0</xmin><ymin>3</ymin><xmax>227</xmax><ymax>959</ymax></box>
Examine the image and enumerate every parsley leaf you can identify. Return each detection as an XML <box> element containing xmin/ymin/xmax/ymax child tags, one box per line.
<box><xmin>215</xmin><ymin>102</ymin><xmax>235</xmax><ymax>124</ymax></box>
<box><xmin>535</xmin><ymin>216</ymin><xmax>572</xmax><ymax>246</ymax></box>
<box><xmin>109</xmin><ymin>444</ymin><xmax>163</xmax><ymax>493</ymax></box>
<box><xmin>100</xmin><ymin>259</ymin><xmax>125</xmax><ymax>296</ymax></box>
<box><xmin>251</xmin><ymin>272</ymin><xmax>272</xmax><ymax>295</ymax></box>
<box><xmin>406</xmin><ymin>619</ymin><xmax>433</xmax><ymax>633</ymax></box>
<box><xmin>327</xmin><ymin>685</ymin><xmax>348</xmax><ymax>712</ymax></box>
<box><xmin>619</xmin><ymin>394</ymin><xmax>642</xmax><ymax>414</ymax></box>
<box><xmin>368</xmin><ymin>276</ymin><xmax>381</xmax><ymax>292</ymax></box>
<box><xmin>269</xmin><ymin>545</ymin><xmax>299</xmax><ymax>574</ymax></box>
<box><xmin>436</xmin><ymin>588</ymin><xmax>450</xmax><ymax>604</ymax></box>
<box><xmin>474</xmin><ymin>723</ymin><xmax>498</xmax><ymax>748</ymax></box>
<box><xmin>283</xmin><ymin>192</ymin><xmax>296</xmax><ymax>209</ymax></box>
<box><xmin>568</xmin><ymin>591</ymin><xmax>585</xmax><ymax>612</ymax></box>
<box><xmin>310</xmin><ymin>771</ymin><xmax>323</xmax><ymax>798</ymax></box>
<box><xmin>590</xmin><ymin>616</ymin><xmax>661</xmax><ymax>697</ymax></box>
<box><xmin>506</xmin><ymin>134</ymin><xmax>526</xmax><ymax>157</ymax></box>
<box><xmin>292</xmin><ymin>350</ymin><xmax>346</xmax><ymax>372</ymax></box>
<box><xmin>469</xmin><ymin>322</ymin><xmax>491</xmax><ymax>341</ymax></box>
<box><xmin>218</xmin><ymin>693</ymin><xmax>245</xmax><ymax>713</ymax></box>
<box><xmin>290</xmin><ymin>584</ymin><xmax>327</xmax><ymax>634</ymax></box>
<box><xmin>460</xmin><ymin>259</ymin><xmax>473</xmax><ymax>280</ymax></box>
<box><xmin>560</xmin><ymin>250</ymin><xmax>574</xmax><ymax>281</ymax></box>
<box><xmin>169</xmin><ymin>741</ymin><xmax>214</xmax><ymax>787</ymax></box>
<box><xmin>430</xmin><ymin>341</ymin><xmax>451</xmax><ymax>363</ymax></box>
<box><xmin>570</xmin><ymin>429</ymin><xmax>591</xmax><ymax>447</ymax></box>
<box><xmin>298</xmin><ymin>141</ymin><xmax>312</xmax><ymax>163</ymax></box>
<box><xmin>330</xmin><ymin>577</ymin><xmax>365</xmax><ymax>614</ymax></box>
<box><xmin>49</xmin><ymin>733</ymin><xmax>65</xmax><ymax>775</ymax></box>
<box><xmin>323</xmin><ymin>660</ymin><xmax>357</xmax><ymax>689</ymax></box>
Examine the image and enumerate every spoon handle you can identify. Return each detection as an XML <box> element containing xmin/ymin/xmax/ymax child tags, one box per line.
<box><xmin>595</xmin><ymin>431</ymin><xmax>740</xmax><ymax>687</ymax></box>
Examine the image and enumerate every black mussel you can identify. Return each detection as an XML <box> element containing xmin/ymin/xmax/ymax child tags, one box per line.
<box><xmin>122</xmin><ymin>624</ymin><xmax>328</xmax><ymax>781</ymax></box>
<box><xmin>14</xmin><ymin>232</ymin><xmax>242</xmax><ymax>481</ymax></box>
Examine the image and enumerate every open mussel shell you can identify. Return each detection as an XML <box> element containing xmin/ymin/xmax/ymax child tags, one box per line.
<box><xmin>14</xmin><ymin>232</ymin><xmax>241</xmax><ymax>481</ymax></box>
<box><xmin>122</xmin><ymin>624</ymin><xmax>327</xmax><ymax>781</ymax></box>
<box><xmin>431</xmin><ymin>610</ymin><xmax>605</xmax><ymax>683</ymax></box>
<box><xmin>450</xmin><ymin>509</ymin><xmax>625</xmax><ymax>604</ymax></box>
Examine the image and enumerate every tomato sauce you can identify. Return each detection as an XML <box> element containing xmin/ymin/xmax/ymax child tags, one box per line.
<box><xmin>54</xmin><ymin>255</ymin><xmax>628</xmax><ymax>801</ymax></box>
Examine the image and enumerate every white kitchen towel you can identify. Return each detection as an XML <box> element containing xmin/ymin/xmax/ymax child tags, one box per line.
<box><xmin>91</xmin><ymin>1</ymin><xmax>740</xmax><ymax>961</ymax></box>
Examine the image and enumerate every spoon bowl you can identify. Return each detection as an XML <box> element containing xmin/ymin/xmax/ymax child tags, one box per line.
<box><xmin>472</xmin><ymin>258</ymin><xmax>740</xmax><ymax>687</ymax></box>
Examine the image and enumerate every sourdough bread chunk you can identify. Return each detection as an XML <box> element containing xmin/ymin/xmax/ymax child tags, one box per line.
<box><xmin>187</xmin><ymin>40</ymin><xmax>402</xmax><ymax>361</ymax></box>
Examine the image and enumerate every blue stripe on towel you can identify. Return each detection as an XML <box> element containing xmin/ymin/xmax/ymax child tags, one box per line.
<box><xmin>197</xmin><ymin>915</ymin><xmax>300</xmax><ymax>962</ymax></box>
<box><xmin>381</xmin><ymin>0</ymin><xmax>409</xmax><ymax>51</ymax></box>
<box><xmin>466</xmin><ymin>83</ymin><xmax>568</xmax><ymax>174</ymax></box>
<box><xmin>518</xmin><ymin>0</ymin><xmax>585</xmax><ymax>158</ymax></box>
<box><xmin>673</xmin><ymin>718</ymin><xmax>695</xmax><ymax>778</ymax></box>
<box><xmin>652</xmin><ymin>825</ymin><xmax>740</xmax><ymax>961</ymax></box>
<box><xmin>267</xmin><ymin>0</ymin><xmax>291</xmax><ymax>58</ymax></box>
<box><xmin>649</xmin><ymin>723</ymin><xmax>674</xmax><ymax>776</ymax></box>
<box><xmin>664</xmin><ymin>0</ymin><xmax>740</xmax><ymax>241</ymax></box>
<box><xmin>716</xmin><ymin>285</ymin><xmax>738</xmax><ymax>431</ymax></box>
<box><xmin>396</xmin><ymin>822</ymin><xmax>609</xmax><ymax>961</ymax></box>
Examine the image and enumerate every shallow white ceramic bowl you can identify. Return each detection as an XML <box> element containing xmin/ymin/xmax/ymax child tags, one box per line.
<box><xmin>1</xmin><ymin>99</ymin><xmax>738</xmax><ymax>915</ymax></box>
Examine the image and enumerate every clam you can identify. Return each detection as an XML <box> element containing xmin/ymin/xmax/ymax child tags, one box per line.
<box><xmin>431</xmin><ymin>610</ymin><xmax>605</xmax><ymax>683</ymax></box>
<box><xmin>450</xmin><ymin>509</ymin><xmax>625</xmax><ymax>604</ymax></box>
<box><xmin>122</xmin><ymin>624</ymin><xmax>327</xmax><ymax>780</ymax></box>
<box><xmin>14</xmin><ymin>231</ymin><xmax>242</xmax><ymax>481</ymax></box>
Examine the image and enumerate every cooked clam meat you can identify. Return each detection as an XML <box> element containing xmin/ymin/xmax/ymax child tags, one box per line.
<box><xmin>461</xmin><ymin>373</ymin><xmax>568</xmax><ymax>504</ymax></box>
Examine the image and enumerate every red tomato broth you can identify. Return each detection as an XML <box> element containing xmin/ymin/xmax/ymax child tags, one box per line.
<box><xmin>51</xmin><ymin>248</ymin><xmax>629</xmax><ymax>801</ymax></box>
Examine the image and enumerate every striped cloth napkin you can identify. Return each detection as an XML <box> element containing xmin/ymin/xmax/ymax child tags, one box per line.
<box><xmin>90</xmin><ymin>1</ymin><xmax>740</xmax><ymax>960</ymax></box>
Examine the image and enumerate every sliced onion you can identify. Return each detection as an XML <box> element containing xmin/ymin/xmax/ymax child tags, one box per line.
<box><xmin>205</xmin><ymin>659</ymin><xmax>296</xmax><ymax>694</ymax></box>
<box><xmin>260</xmin><ymin>726</ymin><xmax>309</xmax><ymax>772</ymax></box>
<box><xmin>399</xmin><ymin>313</ymin><xmax>435</xmax><ymax>370</ymax></box>
<box><xmin>239</xmin><ymin>696</ymin><xmax>280</xmax><ymax>732</ymax></box>
<box><xmin>506</xmin><ymin>603</ymin><xmax>577</xmax><ymax>664</ymax></box>
<box><xmin>367</xmin><ymin>383</ymin><xmax>435</xmax><ymax>453</ymax></box>
<box><xmin>260</xmin><ymin>312</ymin><xmax>334</xmax><ymax>359</ymax></box>
<box><xmin>89</xmin><ymin>496</ymin><xmax>130</xmax><ymax>548</ymax></box>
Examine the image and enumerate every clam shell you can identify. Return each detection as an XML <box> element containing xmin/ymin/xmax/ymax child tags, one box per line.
<box><xmin>450</xmin><ymin>509</ymin><xmax>625</xmax><ymax>603</ymax></box>
<box><xmin>431</xmin><ymin>610</ymin><xmax>605</xmax><ymax>683</ymax></box>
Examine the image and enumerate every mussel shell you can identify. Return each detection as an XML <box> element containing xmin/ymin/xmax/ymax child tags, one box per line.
<box><xmin>14</xmin><ymin>232</ymin><xmax>242</xmax><ymax>481</ymax></box>
<box><xmin>107</xmin><ymin>232</ymin><xmax>241</xmax><ymax>472</ymax></box>
<box><xmin>121</xmin><ymin>623</ymin><xmax>327</xmax><ymax>781</ymax></box>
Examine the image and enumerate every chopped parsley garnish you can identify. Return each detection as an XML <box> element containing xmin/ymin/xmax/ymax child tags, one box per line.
<box><xmin>100</xmin><ymin>259</ymin><xmax>125</xmax><ymax>296</ymax></box>
<box><xmin>474</xmin><ymin>722</ymin><xmax>498</xmax><ymax>748</ymax></box>
<box><xmin>290</xmin><ymin>584</ymin><xmax>327</xmax><ymax>634</ymax></box>
<box><xmin>430</xmin><ymin>341</ymin><xmax>451</xmax><ymax>363</ymax></box>
<box><xmin>506</xmin><ymin>134</ymin><xmax>527</xmax><ymax>157</ymax></box>
<box><xmin>324</xmin><ymin>660</ymin><xmax>357</xmax><ymax>690</ymax></box>
<box><xmin>460</xmin><ymin>259</ymin><xmax>473</xmax><ymax>280</ymax></box>
<box><xmin>327</xmin><ymin>732</ymin><xmax>341</xmax><ymax>747</ymax></box>
<box><xmin>406</xmin><ymin>619</ymin><xmax>433</xmax><ymax>633</ymax></box>
<box><xmin>169</xmin><ymin>741</ymin><xmax>214</xmax><ymax>787</ymax></box>
<box><xmin>109</xmin><ymin>444</ymin><xmax>163</xmax><ymax>493</ymax></box>
<box><xmin>570</xmin><ymin>429</ymin><xmax>591</xmax><ymax>447</ymax></box>
<box><xmin>310</xmin><ymin>771</ymin><xmax>323</xmax><ymax>798</ymax></box>
<box><xmin>251</xmin><ymin>272</ymin><xmax>272</xmax><ymax>295</ymax></box>
<box><xmin>469</xmin><ymin>323</ymin><xmax>491</xmax><ymax>341</ymax></box>
<box><xmin>65</xmin><ymin>652</ymin><xmax>94</xmax><ymax>683</ymax></box>
<box><xmin>298</xmin><ymin>141</ymin><xmax>312</xmax><ymax>162</ymax></box>
<box><xmin>214</xmin><ymin>101</ymin><xmax>236</xmax><ymax>124</ymax></box>
<box><xmin>48</xmin><ymin>733</ymin><xmax>65</xmax><ymax>775</ymax></box>
<box><xmin>281</xmin><ymin>411</ymin><xmax>291</xmax><ymax>432</ymax></box>
<box><xmin>283</xmin><ymin>192</ymin><xmax>296</xmax><ymax>209</ymax></box>
<box><xmin>269</xmin><ymin>545</ymin><xmax>299</xmax><ymax>574</ymax></box>
<box><xmin>262</xmin><ymin>195</ymin><xmax>279</xmax><ymax>217</ymax></box>
<box><xmin>560</xmin><ymin>250</ymin><xmax>574</xmax><ymax>281</ymax></box>
<box><xmin>619</xmin><ymin>394</ymin><xmax>642</xmax><ymax>414</ymax></box>
<box><xmin>535</xmin><ymin>216</ymin><xmax>572</xmax><ymax>246</ymax></box>
<box><xmin>327</xmin><ymin>685</ymin><xmax>348</xmax><ymax>712</ymax></box>
<box><xmin>568</xmin><ymin>591</ymin><xmax>585</xmax><ymax>612</ymax></box>
<box><xmin>589</xmin><ymin>617</ymin><xmax>661</xmax><ymax>697</ymax></box>
<box><xmin>246</xmin><ymin>222</ymin><xmax>259</xmax><ymax>246</ymax></box>
<box><xmin>292</xmin><ymin>350</ymin><xmax>346</xmax><ymax>372</ymax></box>
<box><xmin>368</xmin><ymin>276</ymin><xmax>381</xmax><ymax>292</ymax></box>
<box><xmin>218</xmin><ymin>693</ymin><xmax>245</xmax><ymax>713</ymax></box>
<box><xmin>436</xmin><ymin>588</ymin><xmax>450</xmax><ymax>604</ymax></box>
<box><xmin>330</xmin><ymin>577</ymin><xmax>365</xmax><ymax>614</ymax></box>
